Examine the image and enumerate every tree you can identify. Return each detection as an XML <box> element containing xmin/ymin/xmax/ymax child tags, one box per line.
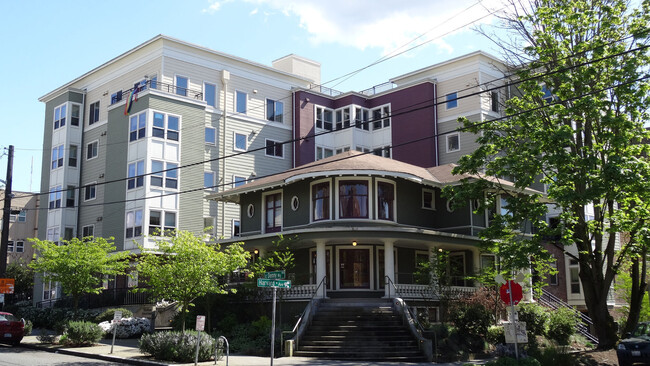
<box><xmin>136</xmin><ymin>230</ymin><xmax>249</xmax><ymax>331</ymax></box>
<box><xmin>6</xmin><ymin>259</ymin><xmax>34</xmax><ymax>301</ymax></box>
<box><xmin>250</xmin><ymin>235</ymin><xmax>297</xmax><ymax>277</ymax></box>
<box><xmin>448</xmin><ymin>0</ymin><xmax>650</xmax><ymax>348</ymax></box>
<box><xmin>30</xmin><ymin>236</ymin><xmax>132</xmax><ymax>313</ymax></box>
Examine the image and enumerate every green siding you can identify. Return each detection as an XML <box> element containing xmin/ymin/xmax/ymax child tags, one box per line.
<box><xmin>240</xmin><ymin>191</ymin><xmax>262</xmax><ymax>234</ymax></box>
<box><xmin>283</xmin><ymin>180</ymin><xmax>311</xmax><ymax>228</ymax></box>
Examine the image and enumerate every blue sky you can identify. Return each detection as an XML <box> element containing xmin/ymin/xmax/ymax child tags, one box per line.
<box><xmin>0</xmin><ymin>0</ymin><xmax>505</xmax><ymax>193</ymax></box>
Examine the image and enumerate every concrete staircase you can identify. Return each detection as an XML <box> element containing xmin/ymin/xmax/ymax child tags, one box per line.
<box><xmin>294</xmin><ymin>298</ymin><xmax>426</xmax><ymax>362</ymax></box>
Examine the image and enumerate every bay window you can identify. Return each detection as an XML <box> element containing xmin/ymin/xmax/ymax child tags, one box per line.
<box><xmin>265</xmin><ymin>193</ymin><xmax>282</xmax><ymax>233</ymax></box>
<box><xmin>339</xmin><ymin>180</ymin><xmax>368</xmax><ymax>218</ymax></box>
<box><xmin>312</xmin><ymin>182</ymin><xmax>330</xmax><ymax>221</ymax></box>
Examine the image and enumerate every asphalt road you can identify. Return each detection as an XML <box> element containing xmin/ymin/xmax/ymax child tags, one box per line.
<box><xmin>0</xmin><ymin>344</ymin><xmax>123</xmax><ymax>366</ymax></box>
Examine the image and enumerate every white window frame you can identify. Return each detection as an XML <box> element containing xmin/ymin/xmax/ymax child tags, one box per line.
<box><xmin>236</xmin><ymin>90</ymin><xmax>247</xmax><ymax>113</ymax></box>
<box><xmin>266</xmin><ymin>98</ymin><xmax>284</xmax><ymax>123</ymax></box>
<box><xmin>205</xmin><ymin>127</ymin><xmax>216</xmax><ymax>145</ymax></box>
<box><xmin>315</xmin><ymin>106</ymin><xmax>333</xmax><ymax>131</ymax></box>
<box><xmin>265</xmin><ymin>138</ymin><xmax>284</xmax><ymax>159</ymax></box>
<box><xmin>70</xmin><ymin>103</ymin><xmax>80</xmax><ymax>126</ymax></box>
<box><xmin>262</xmin><ymin>189</ymin><xmax>283</xmax><ymax>234</ymax></box>
<box><xmin>445</xmin><ymin>91</ymin><xmax>458</xmax><ymax>109</ymax></box>
<box><xmin>335</xmin><ymin>177</ymin><xmax>372</xmax><ymax>220</ymax></box>
<box><xmin>49</xmin><ymin>185</ymin><xmax>62</xmax><ymax>209</ymax></box>
<box><xmin>152</xmin><ymin>111</ymin><xmax>181</xmax><ymax>142</ymax></box>
<box><xmin>232</xmin><ymin>219</ymin><xmax>241</xmax><ymax>237</ymax></box>
<box><xmin>234</xmin><ymin>132</ymin><xmax>247</xmax><ymax>151</ymax></box>
<box><xmin>68</xmin><ymin>144</ymin><xmax>78</xmax><ymax>167</ymax></box>
<box><xmin>233</xmin><ymin>175</ymin><xmax>247</xmax><ymax>188</ymax></box>
<box><xmin>7</xmin><ymin>240</ymin><xmax>13</xmax><ymax>252</ymax></box>
<box><xmin>446</xmin><ymin>133</ymin><xmax>460</xmax><ymax>153</ymax></box>
<box><xmin>84</xmin><ymin>182</ymin><xmax>97</xmax><ymax>202</ymax></box>
<box><xmin>86</xmin><ymin>140</ymin><xmax>99</xmax><ymax>160</ymax></box>
<box><xmin>125</xmin><ymin>209</ymin><xmax>143</xmax><ymax>239</ymax></box>
<box><xmin>204</xmin><ymin>82</ymin><xmax>217</xmax><ymax>108</ymax></box>
<box><xmin>127</xmin><ymin>160</ymin><xmax>145</xmax><ymax>190</ymax></box>
<box><xmin>151</xmin><ymin>160</ymin><xmax>179</xmax><ymax>190</ymax></box>
<box><xmin>310</xmin><ymin>179</ymin><xmax>332</xmax><ymax>223</ymax></box>
<box><xmin>422</xmin><ymin>189</ymin><xmax>435</xmax><ymax>210</ymax></box>
<box><xmin>316</xmin><ymin>146</ymin><xmax>334</xmax><ymax>161</ymax></box>
<box><xmin>149</xmin><ymin>209</ymin><xmax>177</xmax><ymax>236</ymax></box>
<box><xmin>17</xmin><ymin>210</ymin><xmax>26</xmax><ymax>222</ymax></box>
<box><xmin>89</xmin><ymin>101</ymin><xmax>100</xmax><ymax>125</ymax></box>
<box><xmin>375</xmin><ymin>178</ymin><xmax>396</xmax><ymax>222</ymax></box>
<box><xmin>82</xmin><ymin>224</ymin><xmax>95</xmax><ymax>238</ymax></box>
<box><xmin>51</xmin><ymin>145</ymin><xmax>64</xmax><ymax>169</ymax></box>
<box><xmin>371</xmin><ymin>105</ymin><xmax>390</xmax><ymax>130</ymax></box>
<box><xmin>204</xmin><ymin>171</ymin><xmax>216</xmax><ymax>190</ymax></box>
<box><xmin>175</xmin><ymin>75</ymin><xmax>189</xmax><ymax>97</ymax></box>
<box><xmin>54</xmin><ymin>103</ymin><xmax>66</xmax><ymax>130</ymax></box>
<box><xmin>129</xmin><ymin>111</ymin><xmax>147</xmax><ymax>142</ymax></box>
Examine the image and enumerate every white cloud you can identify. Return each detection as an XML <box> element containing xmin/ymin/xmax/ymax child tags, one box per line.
<box><xmin>202</xmin><ymin>1</ymin><xmax>222</xmax><ymax>14</ymax></box>
<box><xmin>239</xmin><ymin>0</ymin><xmax>503</xmax><ymax>55</ymax></box>
<box><xmin>250</xmin><ymin>7</ymin><xmax>258</xmax><ymax>15</ymax></box>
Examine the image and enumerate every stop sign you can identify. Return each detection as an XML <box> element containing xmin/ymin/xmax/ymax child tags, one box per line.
<box><xmin>500</xmin><ymin>280</ymin><xmax>523</xmax><ymax>305</ymax></box>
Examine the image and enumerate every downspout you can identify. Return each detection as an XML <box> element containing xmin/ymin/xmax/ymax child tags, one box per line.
<box><xmin>292</xmin><ymin>89</ymin><xmax>296</xmax><ymax>168</ymax></box>
<box><xmin>433</xmin><ymin>82</ymin><xmax>439</xmax><ymax>167</ymax></box>
<box><xmin>76</xmin><ymin>91</ymin><xmax>86</xmax><ymax>241</ymax></box>
<box><xmin>221</xmin><ymin>70</ymin><xmax>230</xmax><ymax>236</ymax></box>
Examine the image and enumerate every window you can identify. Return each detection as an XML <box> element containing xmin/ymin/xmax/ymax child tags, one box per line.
<box><xmin>14</xmin><ymin>241</ymin><xmax>24</xmax><ymax>253</ymax></box>
<box><xmin>232</xmin><ymin>219</ymin><xmax>241</xmax><ymax>237</ymax></box>
<box><xmin>373</xmin><ymin>146</ymin><xmax>391</xmax><ymax>158</ymax></box>
<box><xmin>542</xmin><ymin>85</ymin><xmax>554</xmax><ymax>104</ymax></box>
<box><xmin>111</xmin><ymin>91</ymin><xmax>123</xmax><ymax>105</ymax></box>
<box><xmin>204</xmin><ymin>217</ymin><xmax>215</xmax><ymax>236</ymax></box>
<box><xmin>339</xmin><ymin>180</ymin><xmax>368</xmax><ymax>219</ymax></box>
<box><xmin>377</xmin><ymin>181</ymin><xmax>395</xmax><ymax>221</ymax></box>
<box><xmin>54</xmin><ymin>104</ymin><xmax>66</xmax><ymax>129</ymax></box>
<box><xmin>17</xmin><ymin>210</ymin><xmax>26</xmax><ymax>222</ymax></box>
<box><xmin>236</xmin><ymin>91</ymin><xmax>247</xmax><ymax>113</ymax></box>
<box><xmin>371</xmin><ymin>106</ymin><xmax>390</xmax><ymax>130</ymax></box>
<box><xmin>335</xmin><ymin>147</ymin><xmax>350</xmax><ymax>154</ymax></box>
<box><xmin>446</xmin><ymin>92</ymin><xmax>458</xmax><ymax>109</ymax></box>
<box><xmin>125</xmin><ymin>210</ymin><xmax>143</xmax><ymax>238</ymax></box>
<box><xmin>335</xmin><ymin>107</ymin><xmax>350</xmax><ymax>130</ymax></box>
<box><xmin>51</xmin><ymin>145</ymin><xmax>64</xmax><ymax>169</ymax></box>
<box><xmin>84</xmin><ymin>183</ymin><xmax>96</xmax><ymax>201</ymax></box>
<box><xmin>152</xmin><ymin>112</ymin><xmax>180</xmax><ymax>141</ymax></box>
<box><xmin>82</xmin><ymin>225</ymin><xmax>94</xmax><ymax>238</ymax></box>
<box><xmin>480</xmin><ymin>254</ymin><xmax>497</xmax><ymax>273</ymax></box>
<box><xmin>316</xmin><ymin>146</ymin><xmax>333</xmax><ymax>161</ymax></box>
<box><xmin>71</xmin><ymin>104</ymin><xmax>80</xmax><ymax>126</ymax></box>
<box><xmin>127</xmin><ymin>161</ymin><xmax>145</xmax><ymax>189</ymax></box>
<box><xmin>149</xmin><ymin>210</ymin><xmax>176</xmax><ymax>236</ymax></box>
<box><xmin>316</xmin><ymin>107</ymin><xmax>333</xmax><ymax>131</ymax></box>
<box><xmin>205</xmin><ymin>127</ymin><xmax>216</xmax><ymax>145</ymax></box>
<box><xmin>129</xmin><ymin>112</ymin><xmax>146</xmax><ymax>142</ymax></box>
<box><xmin>448</xmin><ymin>253</ymin><xmax>466</xmax><ymax>286</ymax></box>
<box><xmin>86</xmin><ymin>141</ymin><xmax>98</xmax><ymax>160</ymax></box>
<box><xmin>491</xmin><ymin>91</ymin><xmax>499</xmax><ymax>112</ymax></box>
<box><xmin>570</xmin><ymin>259</ymin><xmax>580</xmax><ymax>294</ymax></box>
<box><xmin>151</xmin><ymin>161</ymin><xmax>178</xmax><ymax>189</ymax></box>
<box><xmin>68</xmin><ymin>145</ymin><xmax>78</xmax><ymax>167</ymax></box>
<box><xmin>89</xmin><ymin>101</ymin><xmax>100</xmax><ymax>125</ymax></box>
<box><xmin>47</xmin><ymin>227</ymin><xmax>60</xmax><ymax>243</ymax></box>
<box><xmin>64</xmin><ymin>228</ymin><xmax>74</xmax><ymax>240</ymax></box>
<box><xmin>204</xmin><ymin>82</ymin><xmax>217</xmax><ymax>107</ymax></box>
<box><xmin>204</xmin><ymin>172</ymin><xmax>215</xmax><ymax>189</ymax></box>
<box><xmin>446</xmin><ymin>133</ymin><xmax>460</xmax><ymax>152</ymax></box>
<box><xmin>175</xmin><ymin>75</ymin><xmax>188</xmax><ymax>96</ymax></box>
<box><xmin>234</xmin><ymin>132</ymin><xmax>247</xmax><ymax>151</ymax></box>
<box><xmin>355</xmin><ymin>107</ymin><xmax>369</xmax><ymax>130</ymax></box>
<box><xmin>7</xmin><ymin>241</ymin><xmax>13</xmax><ymax>252</ymax></box>
<box><xmin>49</xmin><ymin>186</ymin><xmax>62</xmax><ymax>209</ymax></box>
<box><xmin>499</xmin><ymin>196</ymin><xmax>511</xmax><ymax>216</ymax></box>
<box><xmin>233</xmin><ymin>176</ymin><xmax>247</xmax><ymax>188</ymax></box>
<box><xmin>422</xmin><ymin>189</ymin><xmax>435</xmax><ymax>210</ymax></box>
<box><xmin>549</xmin><ymin>260</ymin><xmax>558</xmax><ymax>285</ymax></box>
<box><xmin>312</xmin><ymin>182</ymin><xmax>330</xmax><ymax>221</ymax></box>
<box><xmin>66</xmin><ymin>185</ymin><xmax>76</xmax><ymax>207</ymax></box>
<box><xmin>265</xmin><ymin>193</ymin><xmax>282</xmax><ymax>233</ymax></box>
<box><xmin>265</xmin><ymin>139</ymin><xmax>283</xmax><ymax>158</ymax></box>
<box><xmin>266</xmin><ymin>99</ymin><xmax>284</xmax><ymax>122</ymax></box>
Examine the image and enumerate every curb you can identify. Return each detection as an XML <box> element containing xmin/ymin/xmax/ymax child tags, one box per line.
<box><xmin>20</xmin><ymin>342</ymin><xmax>170</xmax><ymax>366</ymax></box>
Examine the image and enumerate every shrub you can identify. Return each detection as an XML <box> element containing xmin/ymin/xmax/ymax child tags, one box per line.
<box><xmin>531</xmin><ymin>346</ymin><xmax>574</xmax><ymax>366</ymax></box>
<box><xmin>61</xmin><ymin>321</ymin><xmax>103</xmax><ymax>346</ymax></box>
<box><xmin>139</xmin><ymin>331</ymin><xmax>215</xmax><ymax>362</ymax></box>
<box><xmin>486</xmin><ymin>356</ymin><xmax>541</xmax><ymax>366</ymax></box>
<box><xmin>98</xmin><ymin>317</ymin><xmax>151</xmax><ymax>338</ymax></box>
<box><xmin>546</xmin><ymin>308</ymin><xmax>579</xmax><ymax>346</ymax></box>
<box><xmin>95</xmin><ymin>308</ymin><xmax>134</xmax><ymax>323</ymax></box>
<box><xmin>11</xmin><ymin>306</ymin><xmax>100</xmax><ymax>330</ymax></box>
<box><xmin>23</xmin><ymin>319</ymin><xmax>33</xmax><ymax>336</ymax></box>
<box><xmin>449</xmin><ymin>302</ymin><xmax>492</xmax><ymax>352</ymax></box>
<box><xmin>517</xmin><ymin>303</ymin><xmax>548</xmax><ymax>337</ymax></box>
<box><xmin>487</xmin><ymin>325</ymin><xmax>505</xmax><ymax>345</ymax></box>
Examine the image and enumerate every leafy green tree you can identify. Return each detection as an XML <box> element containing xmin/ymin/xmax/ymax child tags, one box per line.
<box><xmin>6</xmin><ymin>259</ymin><xmax>34</xmax><ymax>300</ymax></box>
<box><xmin>250</xmin><ymin>235</ymin><xmax>296</xmax><ymax>277</ymax></box>
<box><xmin>449</xmin><ymin>0</ymin><xmax>650</xmax><ymax>348</ymax></box>
<box><xmin>615</xmin><ymin>257</ymin><xmax>650</xmax><ymax>334</ymax></box>
<box><xmin>136</xmin><ymin>230</ymin><xmax>249</xmax><ymax>331</ymax></box>
<box><xmin>30</xmin><ymin>236</ymin><xmax>131</xmax><ymax>313</ymax></box>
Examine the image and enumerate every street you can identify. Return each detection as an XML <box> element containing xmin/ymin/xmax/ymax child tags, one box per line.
<box><xmin>0</xmin><ymin>344</ymin><xmax>122</xmax><ymax>366</ymax></box>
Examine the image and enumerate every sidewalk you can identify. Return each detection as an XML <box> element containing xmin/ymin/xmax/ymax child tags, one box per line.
<box><xmin>19</xmin><ymin>335</ymin><xmax>491</xmax><ymax>366</ymax></box>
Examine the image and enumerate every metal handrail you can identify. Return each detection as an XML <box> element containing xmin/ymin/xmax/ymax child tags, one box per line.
<box><xmin>385</xmin><ymin>276</ymin><xmax>425</xmax><ymax>334</ymax></box>
<box><xmin>537</xmin><ymin>288</ymin><xmax>598</xmax><ymax>344</ymax></box>
<box><xmin>292</xmin><ymin>276</ymin><xmax>327</xmax><ymax>333</ymax></box>
<box><xmin>214</xmin><ymin>336</ymin><xmax>229</xmax><ymax>365</ymax></box>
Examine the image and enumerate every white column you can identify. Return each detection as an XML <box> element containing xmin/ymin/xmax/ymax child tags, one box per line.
<box><xmin>316</xmin><ymin>241</ymin><xmax>326</xmax><ymax>298</ymax></box>
<box><xmin>384</xmin><ymin>241</ymin><xmax>395</xmax><ymax>298</ymax></box>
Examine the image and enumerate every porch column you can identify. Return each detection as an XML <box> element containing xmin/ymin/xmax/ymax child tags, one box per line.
<box><xmin>384</xmin><ymin>241</ymin><xmax>395</xmax><ymax>298</ymax></box>
<box><xmin>315</xmin><ymin>241</ymin><xmax>326</xmax><ymax>298</ymax></box>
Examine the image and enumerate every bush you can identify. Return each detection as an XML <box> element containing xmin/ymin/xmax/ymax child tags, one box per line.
<box><xmin>449</xmin><ymin>302</ymin><xmax>492</xmax><ymax>352</ymax></box>
<box><xmin>61</xmin><ymin>321</ymin><xmax>103</xmax><ymax>346</ymax></box>
<box><xmin>487</xmin><ymin>325</ymin><xmax>505</xmax><ymax>345</ymax></box>
<box><xmin>546</xmin><ymin>308</ymin><xmax>579</xmax><ymax>346</ymax></box>
<box><xmin>11</xmin><ymin>306</ymin><xmax>100</xmax><ymax>330</ymax></box>
<box><xmin>517</xmin><ymin>303</ymin><xmax>548</xmax><ymax>337</ymax></box>
<box><xmin>531</xmin><ymin>346</ymin><xmax>574</xmax><ymax>366</ymax></box>
<box><xmin>139</xmin><ymin>331</ymin><xmax>215</xmax><ymax>362</ymax></box>
<box><xmin>486</xmin><ymin>356</ymin><xmax>541</xmax><ymax>366</ymax></box>
<box><xmin>98</xmin><ymin>317</ymin><xmax>150</xmax><ymax>338</ymax></box>
<box><xmin>23</xmin><ymin>319</ymin><xmax>33</xmax><ymax>336</ymax></box>
<box><xmin>95</xmin><ymin>308</ymin><xmax>134</xmax><ymax>323</ymax></box>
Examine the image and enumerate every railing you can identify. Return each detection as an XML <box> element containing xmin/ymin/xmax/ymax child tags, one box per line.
<box><xmin>110</xmin><ymin>79</ymin><xmax>203</xmax><ymax>105</ymax></box>
<box><xmin>386</xmin><ymin>276</ymin><xmax>433</xmax><ymax>361</ymax></box>
<box><xmin>284</xmin><ymin>276</ymin><xmax>327</xmax><ymax>355</ymax></box>
<box><xmin>35</xmin><ymin>287</ymin><xmax>153</xmax><ymax>309</ymax></box>
<box><xmin>360</xmin><ymin>81</ymin><xmax>396</xmax><ymax>96</ymax></box>
<box><xmin>388</xmin><ymin>283</ymin><xmax>477</xmax><ymax>300</ymax></box>
<box><xmin>537</xmin><ymin>288</ymin><xmax>599</xmax><ymax>344</ymax></box>
<box><xmin>309</xmin><ymin>84</ymin><xmax>343</xmax><ymax>97</ymax></box>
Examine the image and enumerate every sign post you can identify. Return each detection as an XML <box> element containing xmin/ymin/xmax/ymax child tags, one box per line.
<box><xmin>0</xmin><ymin>278</ymin><xmax>15</xmax><ymax>294</ymax></box>
<box><xmin>195</xmin><ymin>315</ymin><xmax>205</xmax><ymax>366</ymax></box>
<box><xmin>110</xmin><ymin>310</ymin><xmax>123</xmax><ymax>354</ymax></box>
<box><xmin>500</xmin><ymin>280</ymin><xmax>524</xmax><ymax>360</ymax></box>
<box><xmin>258</xmin><ymin>272</ymin><xmax>291</xmax><ymax>366</ymax></box>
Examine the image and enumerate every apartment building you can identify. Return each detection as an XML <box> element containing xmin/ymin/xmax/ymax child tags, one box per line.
<box><xmin>36</xmin><ymin>35</ymin><xmax>319</xmax><ymax>303</ymax></box>
<box><xmin>0</xmin><ymin>190</ymin><xmax>39</xmax><ymax>264</ymax></box>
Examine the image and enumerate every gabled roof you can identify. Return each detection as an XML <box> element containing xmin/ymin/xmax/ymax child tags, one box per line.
<box><xmin>207</xmin><ymin>151</ymin><xmax>544</xmax><ymax>204</ymax></box>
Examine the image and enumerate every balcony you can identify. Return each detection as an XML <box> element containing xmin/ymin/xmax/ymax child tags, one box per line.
<box><xmin>110</xmin><ymin>79</ymin><xmax>204</xmax><ymax>105</ymax></box>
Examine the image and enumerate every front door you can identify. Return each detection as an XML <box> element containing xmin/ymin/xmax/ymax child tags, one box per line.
<box><xmin>339</xmin><ymin>249</ymin><xmax>370</xmax><ymax>289</ymax></box>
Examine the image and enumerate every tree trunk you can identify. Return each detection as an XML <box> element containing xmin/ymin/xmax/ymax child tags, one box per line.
<box><xmin>623</xmin><ymin>253</ymin><xmax>648</xmax><ymax>336</ymax></box>
<box><xmin>580</xmin><ymin>265</ymin><xmax>618</xmax><ymax>349</ymax></box>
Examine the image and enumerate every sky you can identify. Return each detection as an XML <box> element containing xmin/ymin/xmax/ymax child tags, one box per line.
<box><xmin>0</xmin><ymin>0</ymin><xmax>507</xmax><ymax>193</ymax></box>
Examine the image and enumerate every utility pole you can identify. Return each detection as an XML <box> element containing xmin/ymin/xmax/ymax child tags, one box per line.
<box><xmin>0</xmin><ymin>145</ymin><xmax>14</xmax><ymax>277</ymax></box>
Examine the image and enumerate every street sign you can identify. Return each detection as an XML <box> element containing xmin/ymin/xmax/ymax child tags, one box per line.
<box><xmin>504</xmin><ymin>322</ymin><xmax>528</xmax><ymax>343</ymax></box>
<box><xmin>257</xmin><ymin>278</ymin><xmax>291</xmax><ymax>289</ymax></box>
<box><xmin>263</xmin><ymin>270</ymin><xmax>286</xmax><ymax>280</ymax></box>
<box><xmin>196</xmin><ymin>315</ymin><xmax>205</xmax><ymax>331</ymax></box>
<box><xmin>0</xmin><ymin>279</ymin><xmax>14</xmax><ymax>294</ymax></box>
<box><xmin>500</xmin><ymin>280</ymin><xmax>523</xmax><ymax>305</ymax></box>
<box><xmin>112</xmin><ymin>310</ymin><xmax>123</xmax><ymax>323</ymax></box>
